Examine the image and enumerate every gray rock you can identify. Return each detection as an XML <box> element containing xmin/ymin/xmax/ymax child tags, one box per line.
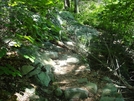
<box><xmin>44</xmin><ymin>41</ymin><xmax>53</xmax><ymax>48</ymax></box>
<box><xmin>101</xmin><ymin>83</ymin><xmax>124</xmax><ymax>101</ymax></box>
<box><xmin>102</xmin><ymin>83</ymin><xmax>117</xmax><ymax>96</ymax></box>
<box><xmin>64</xmin><ymin>88</ymin><xmax>89</xmax><ymax>100</ymax></box>
<box><xmin>21</xmin><ymin>65</ymin><xmax>35</xmax><ymax>75</ymax></box>
<box><xmin>44</xmin><ymin>42</ymin><xmax>64</xmax><ymax>52</ymax></box>
<box><xmin>100</xmin><ymin>97</ymin><xmax>116</xmax><ymax>101</ymax></box>
<box><xmin>59</xmin><ymin>11</ymin><xmax>76</xmax><ymax>23</ymax></box>
<box><xmin>100</xmin><ymin>97</ymin><xmax>124</xmax><ymax>101</ymax></box>
<box><xmin>34</xmin><ymin>52</ymin><xmax>56</xmax><ymax>67</ymax></box>
<box><xmin>77</xmin><ymin>78</ymin><xmax>88</xmax><ymax>84</ymax></box>
<box><xmin>67</xmin><ymin>57</ymin><xmax>79</xmax><ymax>64</ymax></box>
<box><xmin>28</xmin><ymin>66</ymin><xmax>41</xmax><ymax>77</ymax></box>
<box><xmin>37</xmin><ymin>72</ymin><xmax>51</xmax><ymax>87</ymax></box>
<box><xmin>66</xmin><ymin>55</ymin><xmax>80</xmax><ymax>64</ymax></box>
<box><xmin>45</xmin><ymin>51</ymin><xmax>58</xmax><ymax>59</ymax></box>
<box><xmin>85</xmin><ymin>82</ymin><xmax>98</xmax><ymax>94</ymax></box>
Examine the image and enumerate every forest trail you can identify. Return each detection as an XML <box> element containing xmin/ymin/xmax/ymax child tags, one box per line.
<box><xmin>41</xmin><ymin>40</ymin><xmax>116</xmax><ymax>101</ymax></box>
<box><xmin>0</xmin><ymin>11</ymin><xmax>129</xmax><ymax>101</ymax></box>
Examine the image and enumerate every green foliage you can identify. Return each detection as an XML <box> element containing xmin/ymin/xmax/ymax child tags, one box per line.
<box><xmin>0</xmin><ymin>0</ymin><xmax>63</xmax><ymax>47</ymax></box>
<box><xmin>0</xmin><ymin>0</ymin><xmax>64</xmax><ymax>73</ymax></box>
<box><xmin>76</xmin><ymin>0</ymin><xmax>134</xmax><ymax>46</ymax></box>
<box><xmin>98</xmin><ymin>0</ymin><xmax>134</xmax><ymax>45</ymax></box>
<box><xmin>23</xmin><ymin>54</ymin><xmax>35</xmax><ymax>63</ymax></box>
<box><xmin>76</xmin><ymin>0</ymin><xmax>134</xmax><ymax>80</ymax></box>
<box><xmin>0</xmin><ymin>48</ymin><xmax>7</xmax><ymax>58</ymax></box>
<box><xmin>0</xmin><ymin>0</ymin><xmax>63</xmax><ymax>79</ymax></box>
<box><xmin>75</xmin><ymin>1</ymin><xmax>103</xmax><ymax>26</ymax></box>
<box><xmin>0</xmin><ymin>64</ymin><xmax>22</xmax><ymax>77</ymax></box>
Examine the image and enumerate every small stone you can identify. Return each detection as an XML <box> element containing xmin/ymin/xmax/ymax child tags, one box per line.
<box><xmin>64</xmin><ymin>88</ymin><xmax>89</xmax><ymax>100</ymax></box>
<box><xmin>45</xmin><ymin>51</ymin><xmax>58</xmax><ymax>59</ymax></box>
<box><xmin>85</xmin><ymin>82</ymin><xmax>98</xmax><ymax>94</ymax></box>
<box><xmin>102</xmin><ymin>83</ymin><xmax>117</xmax><ymax>96</ymax></box>
<box><xmin>77</xmin><ymin>78</ymin><xmax>88</xmax><ymax>84</ymax></box>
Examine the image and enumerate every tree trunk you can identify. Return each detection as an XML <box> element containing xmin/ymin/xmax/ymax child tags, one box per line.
<box><xmin>64</xmin><ymin>0</ymin><xmax>71</xmax><ymax>9</ymax></box>
<box><xmin>74</xmin><ymin>0</ymin><xmax>79</xmax><ymax>13</ymax></box>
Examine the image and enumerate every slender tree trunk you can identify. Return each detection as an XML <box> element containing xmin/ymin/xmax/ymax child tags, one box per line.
<box><xmin>74</xmin><ymin>0</ymin><xmax>79</xmax><ymax>13</ymax></box>
<box><xmin>64</xmin><ymin>0</ymin><xmax>71</xmax><ymax>9</ymax></box>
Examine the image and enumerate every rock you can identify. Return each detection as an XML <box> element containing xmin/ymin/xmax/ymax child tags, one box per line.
<box><xmin>28</xmin><ymin>66</ymin><xmax>41</xmax><ymax>77</ymax></box>
<box><xmin>45</xmin><ymin>51</ymin><xmax>58</xmax><ymax>59</ymax></box>
<box><xmin>55</xmin><ymin>87</ymin><xmax>63</xmax><ymax>96</ymax></box>
<box><xmin>59</xmin><ymin>11</ymin><xmax>75</xmax><ymax>23</ymax></box>
<box><xmin>44</xmin><ymin>41</ymin><xmax>54</xmax><ymax>49</ymax></box>
<box><xmin>102</xmin><ymin>83</ymin><xmax>117</xmax><ymax>96</ymax></box>
<box><xmin>37</xmin><ymin>72</ymin><xmax>51</xmax><ymax>87</ymax></box>
<box><xmin>100</xmin><ymin>97</ymin><xmax>116</xmax><ymax>101</ymax></box>
<box><xmin>67</xmin><ymin>57</ymin><xmax>79</xmax><ymax>64</ymax></box>
<box><xmin>85</xmin><ymin>82</ymin><xmax>98</xmax><ymax>94</ymax></box>
<box><xmin>100</xmin><ymin>97</ymin><xmax>124</xmax><ymax>101</ymax></box>
<box><xmin>44</xmin><ymin>42</ymin><xmax>64</xmax><ymax>52</ymax></box>
<box><xmin>21</xmin><ymin>65</ymin><xmax>35</xmax><ymax>75</ymax></box>
<box><xmin>66</xmin><ymin>55</ymin><xmax>79</xmax><ymax>64</ymax></box>
<box><xmin>60</xmin><ymin>54</ymin><xmax>80</xmax><ymax>64</ymax></box>
<box><xmin>77</xmin><ymin>78</ymin><xmax>88</xmax><ymax>84</ymax></box>
<box><xmin>64</xmin><ymin>88</ymin><xmax>89</xmax><ymax>100</ymax></box>
<box><xmin>100</xmin><ymin>83</ymin><xmax>124</xmax><ymax>101</ymax></box>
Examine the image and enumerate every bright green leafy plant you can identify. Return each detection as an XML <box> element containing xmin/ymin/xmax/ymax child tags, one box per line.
<box><xmin>0</xmin><ymin>64</ymin><xmax>22</xmax><ymax>77</ymax></box>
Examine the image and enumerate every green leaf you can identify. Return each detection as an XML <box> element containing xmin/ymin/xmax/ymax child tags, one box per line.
<box><xmin>24</xmin><ymin>35</ymin><xmax>35</xmax><ymax>43</ymax></box>
<box><xmin>23</xmin><ymin>55</ymin><xmax>35</xmax><ymax>62</ymax></box>
<box><xmin>0</xmin><ymin>65</ymin><xmax>22</xmax><ymax>77</ymax></box>
<box><xmin>0</xmin><ymin>48</ymin><xmax>7</xmax><ymax>58</ymax></box>
<box><xmin>45</xmin><ymin>1</ymin><xmax>53</xmax><ymax>5</ymax></box>
<box><xmin>0</xmin><ymin>71</ymin><xmax>4</xmax><ymax>75</ymax></box>
<box><xmin>0</xmin><ymin>66</ymin><xmax>10</xmax><ymax>75</ymax></box>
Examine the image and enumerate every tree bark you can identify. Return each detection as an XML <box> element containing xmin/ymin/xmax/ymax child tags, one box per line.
<box><xmin>64</xmin><ymin>0</ymin><xmax>71</xmax><ymax>9</ymax></box>
<box><xmin>74</xmin><ymin>0</ymin><xmax>79</xmax><ymax>13</ymax></box>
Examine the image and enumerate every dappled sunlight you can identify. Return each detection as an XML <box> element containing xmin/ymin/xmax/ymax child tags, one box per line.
<box><xmin>53</xmin><ymin>54</ymin><xmax>80</xmax><ymax>75</ymax></box>
<box><xmin>15</xmin><ymin>84</ymin><xmax>39</xmax><ymax>101</ymax></box>
<box><xmin>0</xmin><ymin>0</ymin><xmax>133</xmax><ymax>100</ymax></box>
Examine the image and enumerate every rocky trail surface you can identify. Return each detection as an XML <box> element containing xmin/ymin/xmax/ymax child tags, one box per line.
<box><xmin>0</xmin><ymin>11</ymin><xmax>132</xmax><ymax>101</ymax></box>
<box><xmin>0</xmin><ymin>39</ymin><xmax>124</xmax><ymax>101</ymax></box>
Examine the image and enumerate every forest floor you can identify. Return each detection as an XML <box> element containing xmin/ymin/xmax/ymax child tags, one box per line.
<box><xmin>0</xmin><ymin>41</ymin><xmax>133</xmax><ymax>101</ymax></box>
<box><xmin>0</xmin><ymin>44</ymin><xmax>107</xmax><ymax>101</ymax></box>
<box><xmin>0</xmin><ymin>11</ymin><xmax>134</xmax><ymax>101</ymax></box>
